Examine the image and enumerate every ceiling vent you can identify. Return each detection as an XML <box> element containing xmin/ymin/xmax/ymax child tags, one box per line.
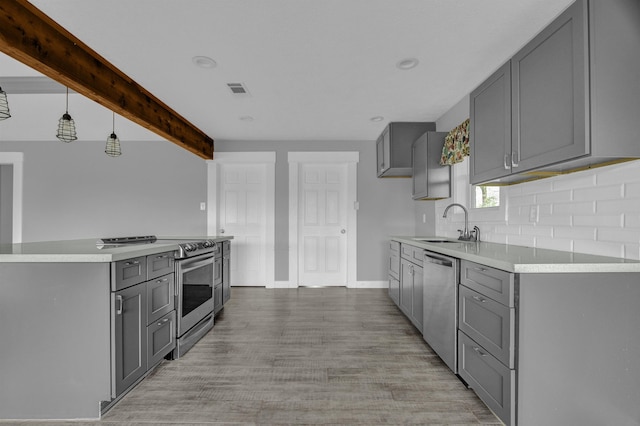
<box><xmin>227</xmin><ymin>83</ymin><xmax>251</xmax><ymax>97</ymax></box>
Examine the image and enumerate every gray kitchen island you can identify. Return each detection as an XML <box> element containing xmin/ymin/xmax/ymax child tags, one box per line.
<box><xmin>0</xmin><ymin>236</ymin><xmax>230</xmax><ymax>420</ymax></box>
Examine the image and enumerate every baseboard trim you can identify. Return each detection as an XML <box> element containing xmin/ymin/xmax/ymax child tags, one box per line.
<box><xmin>270</xmin><ymin>281</ymin><xmax>387</xmax><ymax>289</ymax></box>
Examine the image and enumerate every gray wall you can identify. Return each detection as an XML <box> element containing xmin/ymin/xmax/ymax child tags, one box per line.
<box><xmin>0</xmin><ymin>140</ymin><xmax>208</xmax><ymax>242</ymax></box>
<box><xmin>0</xmin><ymin>164</ymin><xmax>13</xmax><ymax>244</ymax></box>
<box><xmin>215</xmin><ymin>139</ymin><xmax>416</xmax><ymax>282</ymax></box>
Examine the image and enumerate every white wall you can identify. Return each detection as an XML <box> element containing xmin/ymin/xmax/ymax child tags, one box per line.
<box><xmin>0</xmin><ymin>139</ymin><xmax>208</xmax><ymax>242</ymax></box>
<box><xmin>432</xmin><ymin>97</ymin><xmax>640</xmax><ymax>260</ymax></box>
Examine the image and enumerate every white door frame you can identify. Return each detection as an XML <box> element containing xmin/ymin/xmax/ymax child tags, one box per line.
<box><xmin>207</xmin><ymin>152</ymin><xmax>276</xmax><ymax>288</ymax></box>
<box><xmin>288</xmin><ymin>152</ymin><xmax>358</xmax><ymax>288</ymax></box>
<box><xmin>0</xmin><ymin>152</ymin><xmax>23</xmax><ymax>243</ymax></box>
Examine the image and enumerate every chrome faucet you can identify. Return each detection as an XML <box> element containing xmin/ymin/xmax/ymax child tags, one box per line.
<box><xmin>443</xmin><ymin>203</ymin><xmax>478</xmax><ymax>241</ymax></box>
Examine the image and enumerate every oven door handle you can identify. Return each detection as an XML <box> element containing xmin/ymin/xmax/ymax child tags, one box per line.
<box><xmin>179</xmin><ymin>256</ymin><xmax>215</xmax><ymax>275</ymax></box>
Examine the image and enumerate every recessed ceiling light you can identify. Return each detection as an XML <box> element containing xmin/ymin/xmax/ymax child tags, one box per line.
<box><xmin>370</xmin><ymin>116</ymin><xmax>384</xmax><ymax>122</ymax></box>
<box><xmin>396</xmin><ymin>58</ymin><xmax>419</xmax><ymax>70</ymax></box>
<box><xmin>239</xmin><ymin>115</ymin><xmax>254</xmax><ymax>122</ymax></box>
<box><xmin>192</xmin><ymin>56</ymin><xmax>217</xmax><ymax>69</ymax></box>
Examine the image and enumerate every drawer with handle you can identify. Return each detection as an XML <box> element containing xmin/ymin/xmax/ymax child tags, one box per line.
<box><xmin>401</xmin><ymin>244</ymin><xmax>424</xmax><ymax>266</ymax></box>
<box><xmin>113</xmin><ymin>256</ymin><xmax>147</xmax><ymax>291</ymax></box>
<box><xmin>460</xmin><ymin>260</ymin><xmax>515</xmax><ymax>307</ymax></box>
<box><xmin>147</xmin><ymin>310</ymin><xmax>176</xmax><ymax>367</ymax></box>
<box><xmin>459</xmin><ymin>285</ymin><xmax>515</xmax><ymax>368</ymax></box>
<box><xmin>458</xmin><ymin>330</ymin><xmax>515</xmax><ymax>426</ymax></box>
<box><xmin>147</xmin><ymin>251</ymin><xmax>175</xmax><ymax>280</ymax></box>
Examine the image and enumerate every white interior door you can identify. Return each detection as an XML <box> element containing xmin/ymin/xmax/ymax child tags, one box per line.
<box><xmin>299</xmin><ymin>163</ymin><xmax>348</xmax><ymax>286</ymax></box>
<box><xmin>289</xmin><ymin>152</ymin><xmax>358</xmax><ymax>288</ymax></box>
<box><xmin>207</xmin><ymin>153</ymin><xmax>275</xmax><ymax>288</ymax></box>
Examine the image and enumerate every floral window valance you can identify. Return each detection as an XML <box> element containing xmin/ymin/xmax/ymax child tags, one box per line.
<box><xmin>440</xmin><ymin>118</ymin><xmax>469</xmax><ymax>166</ymax></box>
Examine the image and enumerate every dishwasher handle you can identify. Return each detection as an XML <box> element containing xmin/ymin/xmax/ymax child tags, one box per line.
<box><xmin>424</xmin><ymin>253</ymin><xmax>454</xmax><ymax>268</ymax></box>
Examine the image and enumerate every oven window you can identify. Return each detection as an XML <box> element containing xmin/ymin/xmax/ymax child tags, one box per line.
<box><xmin>182</xmin><ymin>261</ymin><xmax>213</xmax><ymax>317</ymax></box>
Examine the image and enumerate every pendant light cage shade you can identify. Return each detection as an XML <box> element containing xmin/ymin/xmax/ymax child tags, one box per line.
<box><xmin>56</xmin><ymin>113</ymin><xmax>78</xmax><ymax>142</ymax></box>
<box><xmin>0</xmin><ymin>87</ymin><xmax>11</xmax><ymax>121</ymax></box>
<box><xmin>57</xmin><ymin>88</ymin><xmax>77</xmax><ymax>142</ymax></box>
<box><xmin>105</xmin><ymin>112</ymin><xmax>122</xmax><ymax>157</ymax></box>
<box><xmin>105</xmin><ymin>132</ymin><xmax>122</xmax><ymax>157</ymax></box>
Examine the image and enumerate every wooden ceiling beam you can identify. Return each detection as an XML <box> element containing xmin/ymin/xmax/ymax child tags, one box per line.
<box><xmin>0</xmin><ymin>0</ymin><xmax>214</xmax><ymax>159</ymax></box>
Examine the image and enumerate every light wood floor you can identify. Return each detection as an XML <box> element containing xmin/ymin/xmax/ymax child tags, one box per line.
<box><xmin>11</xmin><ymin>287</ymin><xmax>501</xmax><ymax>425</ymax></box>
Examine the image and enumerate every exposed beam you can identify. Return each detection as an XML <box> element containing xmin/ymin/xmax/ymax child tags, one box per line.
<box><xmin>0</xmin><ymin>0</ymin><xmax>214</xmax><ymax>159</ymax></box>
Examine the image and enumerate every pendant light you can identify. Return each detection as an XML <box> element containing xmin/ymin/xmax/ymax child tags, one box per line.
<box><xmin>56</xmin><ymin>87</ymin><xmax>77</xmax><ymax>142</ymax></box>
<box><xmin>0</xmin><ymin>86</ymin><xmax>10</xmax><ymax>120</ymax></box>
<box><xmin>105</xmin><ymin>112</ymin><xmax>122</xmax><ymax>157</ymax></box>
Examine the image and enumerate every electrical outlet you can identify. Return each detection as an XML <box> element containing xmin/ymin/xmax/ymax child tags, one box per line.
<box><xmin>200</xmin><ymin>202</ymin><xmax>206</xmax><ymax>211</ymax></box>
<box><xmin>528</xmin><ymin>205</ymin><xmax>538</xmax><ymax>223</ymax></box>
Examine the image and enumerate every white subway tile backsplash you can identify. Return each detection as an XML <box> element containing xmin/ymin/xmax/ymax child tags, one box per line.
<box><xmin>554</xmin><ymin>226</ymin><xmax>596</xmax><ymax>240</ymax></box>
<box><xmin>573</xmin><ymin>214</ymin><xmax>623</xmax><ymax>228</ymax></box>
<box><xmin>574</xmin><ymin>185</ymin><xmax>623</xmax><ymax>202</ymax></box>
<box><xmin>521</xmin><ymin>225</ymin><xmax>553</xmax><ymax>237</ymax></box>
<box><xmin>625</xmin><ymin>182</ymin><xmax>640</xmax><ymax>198</ymax></box>
<box><xmin>435</xmin><ymin>161</ymin><xmax>640</xmax><ymax>259</ymax></box>
<box><xmin>553</xmin><ymin>201</ymin><xmax>596</xmax><ymax>215</ymax></box>
<box><xmin>536</xmin><ymin>189</ymin><xmax>573</xmax><ymax>204</ymax></box>
<box><xmin>598</xmin><ymin>228</ymin><xmax>640</xmax><ymax>244</ymax></box>
<box><xmin>597</xmin><ymin>198</ymin><xmax>640</xmax><ymax>215</ymax></box>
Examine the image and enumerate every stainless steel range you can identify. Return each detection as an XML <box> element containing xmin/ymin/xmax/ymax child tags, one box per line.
<box><xmin>98</xmin><ymin>235</ymin><xmax>221</xmax><ymax>358</ymax></box>
<box><xmin>170</xmin><ymin>238</ymin><xmax>220</xmax><ymax>358</ymax></box>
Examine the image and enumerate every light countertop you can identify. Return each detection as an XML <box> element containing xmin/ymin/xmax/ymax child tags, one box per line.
<box><xmin>0</xmin><ymin>236</ymin><xmax>232</xmax><ymax>263</ymax></box>
<box><xmin>391</xmin><ymin>236</ymin><xmax>640</xmax><ymax>273</ymax></box>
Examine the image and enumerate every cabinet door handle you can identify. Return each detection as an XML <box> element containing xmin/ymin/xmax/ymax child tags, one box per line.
<box><xmin>512</xmin><ymin>150</ymin><xmax>520</xmax><ymax>168</ymax></box>
<box><xmin>125</xmin><ymin>260</ymin><xmax>139</xmax><ymax>266</ymax></box>
<box><xmin>472</xmin><ymin>295</ymin><xmax>487</xmax><ymax>303</ymax></box>
<box><xmin>115</xmin><ymin>295</ymin><xmax>123</xmax><ymax>315</ymax></box>
<box><xmin>473</xmin><ymin>346</ymin><xmax>488</xmax><ymax>357</ymax></box>
<box><xmin>503</xmin><ymin>154</ymin><xmax>511</xmax><ymax>170</ymax></box>
<box><xmin>156</xmin><ymin>278</ymin><xmax>169</xmax><ymax>284</ymax></box>
<box><xmin>157</xmin><ymin>318</ymin><xmax>169</xmax><ymax>326</ymax></box>
<box><xmin>474</xmin><ymin>267</ymin><xmax>487</xmax><ymax>272</ymax></box>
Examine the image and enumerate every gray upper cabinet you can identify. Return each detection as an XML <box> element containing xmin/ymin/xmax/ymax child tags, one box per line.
<box><xmin>376</xmin><ymin>122</ymin><xmax>435</xmax><ymax>177</ymax></box>
<box><xmin>469</xmin><ymin>62</ymin><xmax>511</xmax><ymax>184</ymax></box>
<box><xmin>511</xmin><ymin>0</ymin><xmax>588</xmax><ymax>174</ymax></box>
<box><xmin>412</xmin><ymin>131</ymin><xmax>451</xmax><ymax>200</ymax></box>
<box><xmin>471</xmin><ymin>0</ymin><xmax>640</xmax><ymax>185</ymax></box>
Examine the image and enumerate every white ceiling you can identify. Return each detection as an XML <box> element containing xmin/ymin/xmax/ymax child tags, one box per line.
<box><xmin>2</xmin><ymin>0</ymin><xmax>575</xmax><ymax>143</ymax></box>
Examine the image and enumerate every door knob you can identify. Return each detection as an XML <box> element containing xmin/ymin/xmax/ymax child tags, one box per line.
<box><xmin>220</xmin><ymin>229</ymin><xmax>225</xmax><ymax>234</ymax></box>
<box><xmin>341</xmin><ymin>229</ymin><xmax>346</xmax><ymax>234</ymax></box>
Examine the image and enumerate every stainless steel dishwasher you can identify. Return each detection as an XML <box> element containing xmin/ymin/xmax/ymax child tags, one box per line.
<box><xmin>422</xmin><ymin>251</ymin><xmax>459</xmax><ymax>373</ymax></box>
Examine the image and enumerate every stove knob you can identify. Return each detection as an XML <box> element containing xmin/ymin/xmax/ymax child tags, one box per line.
<box><xmin>203</xmin><ymin>240</ymin><xmax>214</xmax><ymax>248</ymax></box>
<box><xmin>184</xmin><ymin>243</ymin><xmax>196</xmax><ymax>252</ymax></box>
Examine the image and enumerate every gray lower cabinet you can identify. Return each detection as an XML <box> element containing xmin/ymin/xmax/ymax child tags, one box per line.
<box><xmin>112</xmin><ymin>253</ymin><xmax>176</xmax><ymax>399</ymax></box>
<box><xmin>411</xmin><ymin>131</ymin><xmax>450</xmax><ymax>200</ymax></box>
<box><xmin>471</xmin><ymin>0</ymin><xmax>640</xmax><ymax>185</ymax></box>
<box><xmin>399</xmin><ymin>244</ymin><xmax>424</xmax><ymax>332</ymax></box>
<box><xmin>388</xmin><ymin>241</ymin><xmax>400</xmax><ymax>306</ymax></box>
<box><xmin>114</xmin><ymin>282</ymin><xmax>147</xmax><ymax>396</ymax></box>
<box><xmin>457</xmin><ymin>260</ymin><xmax>516</xmax><ymax>425</ymax></box>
